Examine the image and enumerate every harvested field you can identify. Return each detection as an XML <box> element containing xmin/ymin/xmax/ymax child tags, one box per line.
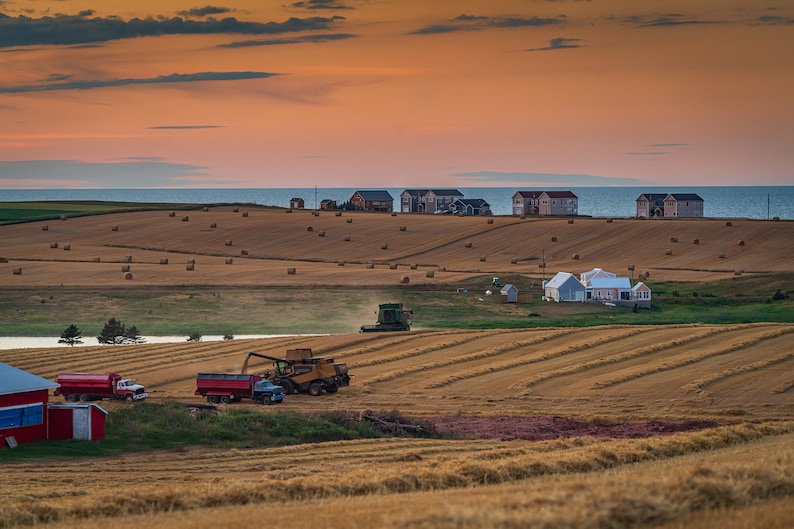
<box><xmin>1</xmin><ymin>207</ymin><xmax>794</xmax><ymax>528</ymax></box>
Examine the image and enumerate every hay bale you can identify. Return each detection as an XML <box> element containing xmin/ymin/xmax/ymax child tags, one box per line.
<box><xmin>344</xmin><ymin>235</ymin><xmax>351</xmax><ymax>241</ymax></box>
<box><xmin>111</xmin><ymin>225</ymin><xmax>119</xmax><ymax>231</ymax></box>
<box><xmin>335</xmin><ymin>211</ymin><xmax>342</xmax><ymax>217</ymax></box>
<box><xmin>551</xmin><ymin>236</ymin><xmax>557</xmax><ymax>242</ymax></box>
<box><xmin>42</xmin><ymin>225</ymin><xmax>48</xmax><ymax>231</ymax></box>
<box><xmin>311</xmin><ymin>211</ymin><xmax>319</xmax><ymax>216</ymax></box>
<box><xmin>773</xmin><ymin>216</ymin><xmax>780</xmax><ymax>221</ymax></box>
<box><xmin>63</xmin><ymin>244</ymin><xmax>70</xmax><ymax>251</ymax></box>
<box><xmin>124</xmin><ymin>272</ymin><xmax>133</xmax><ymax>280</ymax></box>
<box><xmin>186</xmin><ymin>262</ymin><xmax>195</xmax><ymax>271</ymax></box>
<box><xmin>318</xmin><ymin>231</ymin><xmax>325</xmax><ymax>237</ymax></box>
<box><xmin>59</xmin><ymin>214</ymin><xmax>67</xmax><ymax>221</ymax></box>
<box><xmin>628</xmin><ymin>264</ymin><xmax>635</xmax><ymax>271</ymax></box>
<box><xmin>210</xmin><ymin>223</ymin><xmax>217</xmax><ymax>229</ymax></box>
<box><xmin>539</xmin><ymin>262</ymin><xmax>546</xmax><ymax>269</ymax></box>
<box><xmin>338</xmin><ymin>260</ymin><xmax>345</xmax><ymax>266</ymax></box>
<box><xmin>242</xmin><ymin>211</ymin><xmax>248</xmax><ymax>217</ymax></box>
<box><xmin>399</xmin><ymin>225</ymin><xmax>407</xmax><ymax>231</ymax></box>
<box><xmin>401</xmin><ymin>276</ymin><xmax>410</xmax><ymax>284</ymax></box>
<box><xmin>426</xmin><ymin>270</ymin><xmax>435</xmax><ymax>278</ymax></box>
<box><xmin>233</xmin><ymin>208</ymin><xmax>239</xmax><ymax>213</ymax></box>
<box><xmin>567</xmin><ymin>218</ymin><xmax>574</xmax><ymax>224</ymax></box>
<box><xmin>287</xmin><ymin>267</ymin><xmax>296</xmax><ymax>275</ymax></box>
<box><xmin>472</xmin><ymin>268</ymin><xmax>480</xmax><ymax>273</ymax></box>
<box><xmin>366</xmin><ymin>263</ymin><xmax>375</xmax><ymax>269</ymax></box>
<box><xmin>50</xmin><ymin>242</ymin><xmax>58</xmax><ymax>248</ymax></box>
<box><xmin>391</xmin><ymin>212</ymin><xmax>397</xmax><ymax>216</ymax></box>
<box><xmin>225</xmin><ymin>239</ymin><xmax>233</xmax><ymax>246</ymax></box>
<box><xmin>92</xmin><ymin>257</ymin><xmax>100</xmax><ymax>263</ymax></box>
<box><xmin>169</xmin><ymin>212</ymin><xmax>176</xmax><ymax>217</ymax></box>
<box><xmin>487</xmin><ymin>218</ymin><xmax>494</xmax><ymax>224</ymax></box>
<box><xmin>735</xmin><ymin>269</ymin><xmax>743</xmax><ymax>276</ymax></box>
<box><xmin>665</xmin><ymin>249</ymin><xmax>673</xmax><ymax>255</ymax></box>
<box><xmin>159</xmin><ymin>258</ymin><xmax>168</xmax><ymax>265</ymax></box>
<box><xmin>123</xmin><ymin>255</ymin><xmax>132</xmax><ymax>262</ymax></box>
<box><xmin>719</xmin><ymin>252</ymin><xmax>725</xmax><ymax>259</ymax></box>
<box><xmin>738</xmin><ymin>240</ymin><xmax>745</xmax><ymax>246</ymax></box>
<box><xmin>726</xmin><ymin>221</ymin><xmax>732</xmax><ymax>227</ymax></box>
<box><xmin>511</xmin><ymin>257</ymin><xmax>517</xmax><ymax>264</ymax></box>
<box><xmin>240</xmin><ymin>249</ymin><xmax>248</xmax><ymax>256</ymax></box>
<box><xmin>187</xmin><ymin>259</ymin><xmax>195</xmax><ymax>264</ymax></box>
<box><xmin>0</xmin><ymin>257</ymin><xmax>8</xmax><ymax>263</ymax></box>
<box><xmin>520</xmin><ymin>215</ymin><xmax>526</xmax><ymax>219</ymax></box>
<box><xmin>203</xmin><ymin>207</ymin><xmax>209</xmax><ymax>212</ymax></box>
<box><xmin>121</xmin><ymin>265</ymin><xmax>131</xmax><ymax>272</ymax></box>
<box><xmin>286</xmin><ymin>208</ymin><xmax>292</xmax><ymax>213</ymax></box>
<box><xmin>572</xmin><ymin>253</ymin><xmax>579</xmax><ymax>260</ymax></box>
<box><xmin>225</xmin><ymin>258</ymin><xmax>233</xmax><ymax>265</ymax></box>
<box><xmin>671</xmin><ymin>237</ymin><xmax>678</xmax><ymax>243</ymax></box>
<box><xmin>692</xmin><ymin>238</ymin><xmax>700</xmax><ymax>245</ymax></box>
<box><xmin>182</xmin><ymin>216</ymin><xmax>189</xmax><ymax>222</ymax></box>
<box><xmin>346</xmin><ymin>218</ymin><xmax>353</xmax><ymax>223</ymax></box>
<box><xmin>13</xmin><ymin>266</ymin><xmax>22</xmax><ymax>275</ymax></box>
<box><xmin>410</xmin><ymin>263</ymin><xmax>418</xmax><ymax>270</ymax></box>
<box><xmin>389</xmin><ymin>263</ymin><xmax>398</xmax><ymax>269</ymax></box>
<box><xmin>437</xmin><ymin>266</ymin><xmax>446</xmax><ymax>272</ymax></box>
<box><xmin>479</xmin><ymin>255</ymin><xmax>486</xmax><ymax>262</ymax></box>
<box><xmin>643</xmin><ymin>271</ymin><xmax>650</xmax><ymax>279</ymax></box>
<box><xmin>307</xmin><ymin>226</ymin><xmax>314</xmax><ymax>231</ymax></box>
<box><xmin>606</xmin><ymin>218</ymin><xmax>613</xmax><ymax>223</ymax></box>
<box><xmin>465</xmin><ymin>242</ymin><xmax>472</xmax><ymax>248</ymax></box>
<box><xmin>381</xmin><ymin>243</ymin><xmax>389</xmax><ymax>250</ymax></box>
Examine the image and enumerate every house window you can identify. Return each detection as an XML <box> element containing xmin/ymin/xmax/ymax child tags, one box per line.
<box><xmin>0</xmin><ymin>403</ymin><xmax>44</xmax><ymax>429</ymax></box>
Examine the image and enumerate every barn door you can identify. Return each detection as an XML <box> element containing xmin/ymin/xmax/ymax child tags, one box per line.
<box><xmin>72</xmin><ymin>407</ymin><xmax>91</xmax><ymax>440</ymax></box>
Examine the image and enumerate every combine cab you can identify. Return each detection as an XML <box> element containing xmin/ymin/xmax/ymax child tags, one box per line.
<box><xmin>360</xmin><ymin>303</ymin><xmax>412</xmax><ymax>332</ymax></box>
<box><xmin>242</xmin><ymin>349</ymin><xmax>350</xmax><ymax>396</ymax></box>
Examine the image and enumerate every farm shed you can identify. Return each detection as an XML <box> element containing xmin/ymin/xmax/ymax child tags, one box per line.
<box><xmin>500</xmin><ymin>284</ymin><xmax>519</xmax><ymax>303</ymax></box>
<box><xmin>544</xmin><ymin>272</ymin><xmax>586</xmax><ymax>302</ymax></box>
<box><xmin>0</xmin><ymin>362</ymin><xmax>58</xmax><ymax>448</ymax></box>
<box><xmin>48</xmin><ymin>403</ymin><xmax>108</xmax><ymax>442</ymax></box>
<box><xmin>350</xmin><ymin>190</ymin><xmax>394</xmax><ymax>212</ymax></box>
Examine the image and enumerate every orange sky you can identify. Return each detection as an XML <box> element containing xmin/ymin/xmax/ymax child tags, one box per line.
<box><xmin>0</xmin><ymin>0</ymin><xmax>792</xmax><ymax>189</ymax></box>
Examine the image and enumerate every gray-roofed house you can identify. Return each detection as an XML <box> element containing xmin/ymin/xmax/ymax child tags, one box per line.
<box><xmin>636</xmin><ymin>193</ymin><xmax>704</xmax><ymax>218</ymax></box>
<box><xmin>513</xmin><ymin>191</ymin><xmax>578</xmax><ymax>216</ymax></box>
<box><xmin>544</xmin><ymin>272</ymin><xmax>586</xmax><ymax>302</ymax></box>
<box><xmin>350</xmin><ymin>190</ymin><xmax>394</xmax><ymax>212</ymax></box>
<box><xmin>450</xmin><ymin>198</ymin><xmax>492</xmax><ymax>216</ymax></box>
<box><xmin>400</xmin><ymin>189</ymin><xmax>464</xmax><ymax>213</ymax></box>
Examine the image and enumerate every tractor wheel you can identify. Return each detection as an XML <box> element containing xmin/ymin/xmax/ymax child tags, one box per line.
<box><xmin>280</xmin><ymin>380</ymin><xmax>294</xmax><ymax>395</ymax></box>
<box><xmin>308</xmin><ymin>382</ymin><xmax>323</xmax><ymax>397</ymax></box>
<box><xmin>261</xmin><ymin>395</ymin><xmax>272</xmax><ymax>405</ymax></box>
<box><xmin>220</xmin><ymin>395</ymin><xmax>231</xmax><ymax>404</ymax></box>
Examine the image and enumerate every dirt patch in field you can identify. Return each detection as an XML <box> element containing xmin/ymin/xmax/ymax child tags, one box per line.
<box><xmin>429</xmin><ymin>415</ymin><xmax>720</xmax><ymax>440</ymax></box>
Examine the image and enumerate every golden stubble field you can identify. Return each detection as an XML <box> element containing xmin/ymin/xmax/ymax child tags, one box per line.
<box><xmin>2</xmin><ymin>207</ymin><xmax>794</xmax><ymax>529</ymax></box>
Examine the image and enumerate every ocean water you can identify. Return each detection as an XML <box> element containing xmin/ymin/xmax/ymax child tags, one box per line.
<box><xmin>1</xmin><ymin>186</ymin><xmax>792</xmax><ymax>219</ymax></box>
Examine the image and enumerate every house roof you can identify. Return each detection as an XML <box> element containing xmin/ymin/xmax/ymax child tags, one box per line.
<box><xmin>631</xmin><ymin>282</ymin><xmax>650</xmax><ymax>291</ymax></box>
<box><xmin>545</xmin><ymin>272</ymin><xmax>583</xmax><ymax>289</ymax></box>
<box><xmin>453</xmin><ymin>198</ymin><xmax>490</xmax><ymax>207</ymax></box>
<box><xmin>500</xmin><ymin>284</ymin><xmax>518</xmax><ymax>293</ymax></box>
<box><xmin>667</xmin><ymin>193</ymin><xmax>704</xmax><ymax>201</ymax></box>
<box><xmin>636</xmin><ymin>193</ymin><xmax>668</xmax><ymax>202</ymax></box>
<box><xmin>402</xmin><ymin>189</ymin><xmax>463</xmax><ymax>197</ymax></box>
<box><xmin>581</xmin><ymin>268</ymin><xmax>616</xmax><ymax>283</ymax></box>
<box><xmin>515</xmin><ymin>190</ymin><xmax>578</xmax><ymax>199</ymax></box>
<box><xmin>289</xmin><ymin>197</ymin><xmax>304</xmax><ymax>202</ymax></box>
<box><xmin>353</xmin><ymin>190</ymin><xmax>394</xmax><ymax>201</ymax></box>
<box><xmin>0</xmin><ymin>362</ymin><xmax>59</xmax><ymax>396</ymax></box>
<box><xmin>590</xmin><ymin>277</ymin><xmax>632</xmax><ymax>289</ymax></box>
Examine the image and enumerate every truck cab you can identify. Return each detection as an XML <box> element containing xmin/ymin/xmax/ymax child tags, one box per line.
<box><xmin>116</xmin><ymin>378</ymin><xmax>147</xmax><ymax>400</ymax></box>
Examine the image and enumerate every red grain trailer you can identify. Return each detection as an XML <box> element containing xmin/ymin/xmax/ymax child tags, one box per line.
<box><xmin>53</xmin><ymin>373</ymin><xmax>148</xmax><ymax>402</ymax></box>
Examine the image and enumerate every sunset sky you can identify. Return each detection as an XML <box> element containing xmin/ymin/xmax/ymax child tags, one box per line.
<box><xmin>0</xmin><ymin>0</ymin><xmax>792</xmax><ymax>189</ymax></box>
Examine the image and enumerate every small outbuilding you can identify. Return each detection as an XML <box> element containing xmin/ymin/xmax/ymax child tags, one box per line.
<box><xmin>544</xmin><ymin>272</ymin><xmax>586</xmax><ymax>302</ymax></box>
<box><xmin>48</xmin><ymin>403</ymin><xmax>108</xmax><ymax>441</ymax></box>
<box><xmin>289</xmin><ymin>197</ymin><xmax>305</xmax><ymax>209</ymax></box>
<box><xmin>500</xmin><ymin>284</ymin><xmax>519</xmax><ymax>303</ymax></box>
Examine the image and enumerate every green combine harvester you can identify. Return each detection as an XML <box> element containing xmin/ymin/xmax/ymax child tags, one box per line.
<box><xmin>360</xmin><ymin>303</ymin><xmax>412</xmax><ymax>332</ymax></box>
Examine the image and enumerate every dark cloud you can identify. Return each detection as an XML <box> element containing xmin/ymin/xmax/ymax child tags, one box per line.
<box><xmin>177</xmin><ymin>5</ymin><xmax>235</xmax><ymax>18</ymax></box>
<box><xmin>287</xmin><ymin>0</ymin><xmax>353</xmax><ymax>11</ymax></box>
<box><xmin>526</xmin><ymin>36</ymin><xmax>582</xmax><ymax>51</ymax></box>
<box><xmin>0</xmin><ymin>159</ymin><xmax>221</xmax><ymax>187</ymax></box>
<box><xmin>0</xmin><ymin>12</ymin><xmax>346</xmax><ymax>47</ymax></box>
<box><xmin>0</xmin><ymin>71</ymin><xmax>278</xmax><ymax>94</ymax></box>
<box><xmin>148</xmin><ymin>125</ymin><xmax>223</xmax><ymax>129</ymax></box>
<box><xmin>753</xmin><ymin>15</ymin><xmax>794</xmax><ymax>25</ymax></box>
<box><xmin>411</xmin><ymin>13</ymin><xmax>562</xmax><ymax>35</ymax></box>
<box><xmin>218</xmin><ymin>32</ymin><xmax>355</xmax><ymax>48</ymax></box>
<box><xmin>614</xmin><ymin>13</ymin><xmax>721</xmax><ymax>28</ymax></box>
<box><xmin>455</xmin><ymin>171</ymin><xmax>650</xmax><ymax>186</ymax></box>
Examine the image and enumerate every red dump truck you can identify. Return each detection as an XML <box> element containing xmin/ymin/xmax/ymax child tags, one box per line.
<box><xmin>194</xmin><ymin>373</ymin><xmax>285</xmax><ymax>405</ymax></box>
<box><xmin>54</xmin><ymin>372</ymin><xmax>148</xmax><ymax>402</ymax></box>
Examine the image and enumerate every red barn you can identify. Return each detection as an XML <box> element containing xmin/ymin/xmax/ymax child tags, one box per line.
<box><xmin>0</xmin><ymin>362</ymin><xmax>59</xmax><ymax>448</ymax></box>
<box><xmin>48</xmin><ymin>403</ymin><xmax>108</xmax><ymax>441</ymax></box>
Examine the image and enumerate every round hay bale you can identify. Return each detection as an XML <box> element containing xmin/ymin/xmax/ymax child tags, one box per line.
<box><xmin>381</xmin><ymin>243</ymin><xmax>389</xmax><ymax>250</ymax></box>
<box><xmin>42</xmin><ymin>225</ymin><xmax>48</xmax><ymax>231</ymax></box>
<box><xmin>124</xmin><ymin>272</ymin><xmax>133</xmax><ymax>280</ymax></box>
<box><xmin>520</xmin><ymin>215</ymin><xmax>526</xmax><ymax>219</ymax></box>
<box><xmin>111</xmin><ymin>225</ymin><xmax>119</xmax><ymax>231</ymax></box>
<box><xmin>735</xmin><ymin>269</ymin><xmax>743</xmax><ymax>276</ymax></box>
<box><xmin>242</xmin><ymin>211</ymin><xmax>249</xmax><ymax>218</ymax></box>
<box><xmin>338</xmin><ymin>260</ymin><xmax>345</xmax><ymax>266</ymax></box>
<box><xmin>286</xmin><ymin>208</ymin><xmax>292</xmax><ymax>213</ymax></box>
<box><xmin>335</xmin><ymin>211</ymin><xmax>342</xmax><ymax>217</ymax></box>
<box><xmin>738</xmin><ymin>240</ymin><xmax>745</xmax><ymax>246</ymax></box>
<box><xmin>210</xmin><ymin>223</ymin><xmax>217</xmax><ymax>229</ymax></box>
<box><xmin>773</xmin><ymin>216</ymin><xmax>780</xmax><ymax>221</ymax></box>
<box><xmin>240</xmin><ymin>249</ymin><xmax>248</xmax><ymax>256</ymax></box>
<box><xmin>726</xmin><ymin>221</ymin><xmax>732</xmax><ymax>227</ymax></box>
<box><xmin>567</xmin><ymin>218</ymin><xmax>574</xmax><ymax>224</ymax></box>
<box><xmin>307</xmin><ymin>226</ymin><xmax>314</xmax><ymax>232</ymax></box>
<box><xmin>366</xmin><ymin>263</ymin><xmax>375</xmax><ymax>269</ymax></box>
<box><xmin>391</xmin><ymin>212</ymin><xmax>397</xmax><ymax>216</ymax></box>
<box><xmin>487</xmin><ymin>218</ymin><xmax>494</xmax><ymax>224</ymax></box>
<box><xmin>606</xmin><ymin>218</ymin><xmax>613</xmax><ymax>223</ymax></box>
<box><xmin>123</xmin><ymin>255</ymin><xmax>132</xmax><ymax>262</ymax></box>
<box><xmin>0</xmin><ymin>257</ymin><xmax>8</xmax><ymax>263</ymax></box>
<box><xmin>344</xmin><ymin>235</ymin><xmax>351</xmax><ymax>241</ymax></box>
<box><xmin>59</xmin><ymin>214</ymin><xmax>67</xmax><ymax>221</ymax></box>
<box><xmin>182</xmin><ymin>216</ymin><xmax>189</xmax><ymax>222</ymax></box>
<box><xmin>287</xmin><ymin>267</ymin><xmax>296</xmax><ymax>275</ymax></box>
<box><xmin>671</xmin><ymin>237</ymin><xmax>678</xmax><ymax>243</ymax></box>
<box><xmin>551</xmin><ymin>236</ymin><xmax>557</xmax><ymax>242</ymax></box>
<box><xmin>472</xmin><ymin>268</ymin><xmax>480</xmax><ymax>273</ymax></box>
<box><xmin>187</xmin><ymin>259</ymin><xmax>195</xmax><ymax>265</ymax></box>
<box><xmin>643</xmin><ymin>271</ymin><xmax>650</xmax><ymax>279</ymax></box>
<box><xmin>465</xmin><ymin>242</ymin><xmax>472</xmax><ymax>248</ymax></box>
<box><xmin>318</xmin><ymin>231</ymin><xmax>325</xmax><ymax>237</ymax></box>
<box><xmin>311</xmin><ymin>211</ymin><xmax>319</xmax><ymax>217</ymax></box>
<box><xmin>63</xmin><ymin>244</ymin><xmax>70</xmax><ymax>251</ymax></box>
<box><xmin>346</xmin><ymin>218</ymin><xmax>353</xmax><ymax>223</ymax></box>
<box><xmin>719</xmin><ymin>252</ymin><xmax>725</xmax><ymax>259</ymax></box>
<box><xmin>410</xmin><ymin>263</ymin><xmax>418</xmax><ymax>270</ymax></box>
<box><xmin>202</xmin><ymin>207</ymin><xmax>209</xmax><ymax>212</ymax></box>
<box><xmin>121</xmin><ymin>265</ymin><xmax>131</xmax><ymax>272</ymax></box>
<box><xmin>92</xmin><ymin>257</ymin><xmax>100</xmax><ymax>263</ymax></box>
<box><xmin>437</xmin><ymin>266</ymin><xmax>446</xmax><ymax>272</ymax></box>
<box><xmin>628</xmin><ymin>264</ymin><xmax>635</xmax><ymax>271</ymax></box>
<box><xmin>225</xmin><ymin>239</ymin><xmax>233</xmax><ymax>246</ymax></box>
<box><xmin>50</xmin><ymin>242</ymin><xmax>58</xmax><ymax>249</ymax></box>
<box><xmin>186</xmin><ymin>262</ymin><xmax>195</xmax><ymax>271</ymax></box>
<box><xmin>426</xmin><ymin>270</ymin><xmax>435</xmax><ymax>278</ymax></box>
<box><xmin>692</xmin><ymin>238</ymin><xmax>700</xmax><ymax>245</ymax></box>
<box><xmin>389</xmin><ymin>263</ymin><xmax>398</xmax><ymax>270</ymax></box>
<box><xmin>399</xmin><ymin>225</ymin><xmax>407</xmax><ymax>231</ymax></box>
<box><xmin>12</xmin><ymin>267</ymin><xmax>21</xmax><ymax>275</ymax></box>
<box><xmin>511</xmin><ymin>257</ymin><xmax>517</xmax><ymax>264</ymax></box>
<box><xmin>457</xmin><ymin>212</ymin><xmax>466</xmax><ymax>217</ymax></box>
<box><xmin>572</xmin><ymin>253</ymin><xmax>579</xmax><ymax>260</ymax></box>
<box><xmin>401</xmin><ymin>276</ymin><xmax>410</xmax><ymax>284</ymax></box>
<box><xmin>169</xmin><ymin>212</ymin><xmax>176</xmax><ymax>217</ymax></box>
<box><xmin>665</xmin><ymin>249</ymin><xmax>673</xmax><ymax>255</ymax></box>
<box><xmin>539</xmin><ymin>262</ymin><xmax>546</xmax><ymax>269</ymax></box>
<box><xmin>159</xmin><ymin>258</ymin><xmax>168</xmax><ymax>265</ymax></box>
<box><xmin>479</xmin><ymin>255</ymin><xmax>486</xmax><ymax>262</ymax></box>
<box><xmin>225</xmin><ymin>258</ymin><xmax>233</xmax><ymax>264</ymax></box>
<box><xmin>233</xmin><ymin>208</ymin><xmax>239</xmax><ymax>213</ymax></box>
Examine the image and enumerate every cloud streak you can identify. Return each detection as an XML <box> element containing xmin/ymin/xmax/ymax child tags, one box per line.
<box><xmin>218</xmin><ymin>32</ymin><xmax>355</xmax><ymax>48</ymax></box>
<box><xmin>526</xmin><ymin>36</ymin><xmax>582</xmax><ymax>51</ymax></box>
<box><xmin>411</xmin><ymin>13</ymin><xmax>562</xmax><ymax>35</ymax></box>
<box><xmin>0</xmin><ymin>12</ymin><xmax>346</xmax><ymax>47</ymax></box>
<box><xmin>0</xmin><ymin>71</ymin><xmax>278</xmax><ymax>94</ymax></box>
<box><xmin>287</xmin><ymin>0</ymin><xmax>354</xmax><ymax>11</ymax></box>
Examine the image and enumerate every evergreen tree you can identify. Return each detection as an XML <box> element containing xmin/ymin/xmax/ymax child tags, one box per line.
<box><xmin>124</xmin><ymin>325</ymin><xmax>145</xmax><ymax>344</ymax></box>
<box><xmin>187</xmin><ymin>332</ymin><xmax>202</xmax><ymax>342</ymax></box>
<box><xmin>97</xmin><ymin>317</ymin><xmax>127</xmax><ymax>344</ymax></box>
<box><xmin>58</xmin><ymin>324</ymin><xmax>83</xmax><ymax>347</ymax></box>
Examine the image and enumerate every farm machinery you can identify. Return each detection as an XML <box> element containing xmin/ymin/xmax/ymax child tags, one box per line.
<box><xmin>360</xmin><ymin>303</ymin><xmax>412</xmax><ymax>332</ymax></box>
<box><xmin>242</xmin><ymin>348</ymin><xmax>350</xmax><ymax>396</ymax></box>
